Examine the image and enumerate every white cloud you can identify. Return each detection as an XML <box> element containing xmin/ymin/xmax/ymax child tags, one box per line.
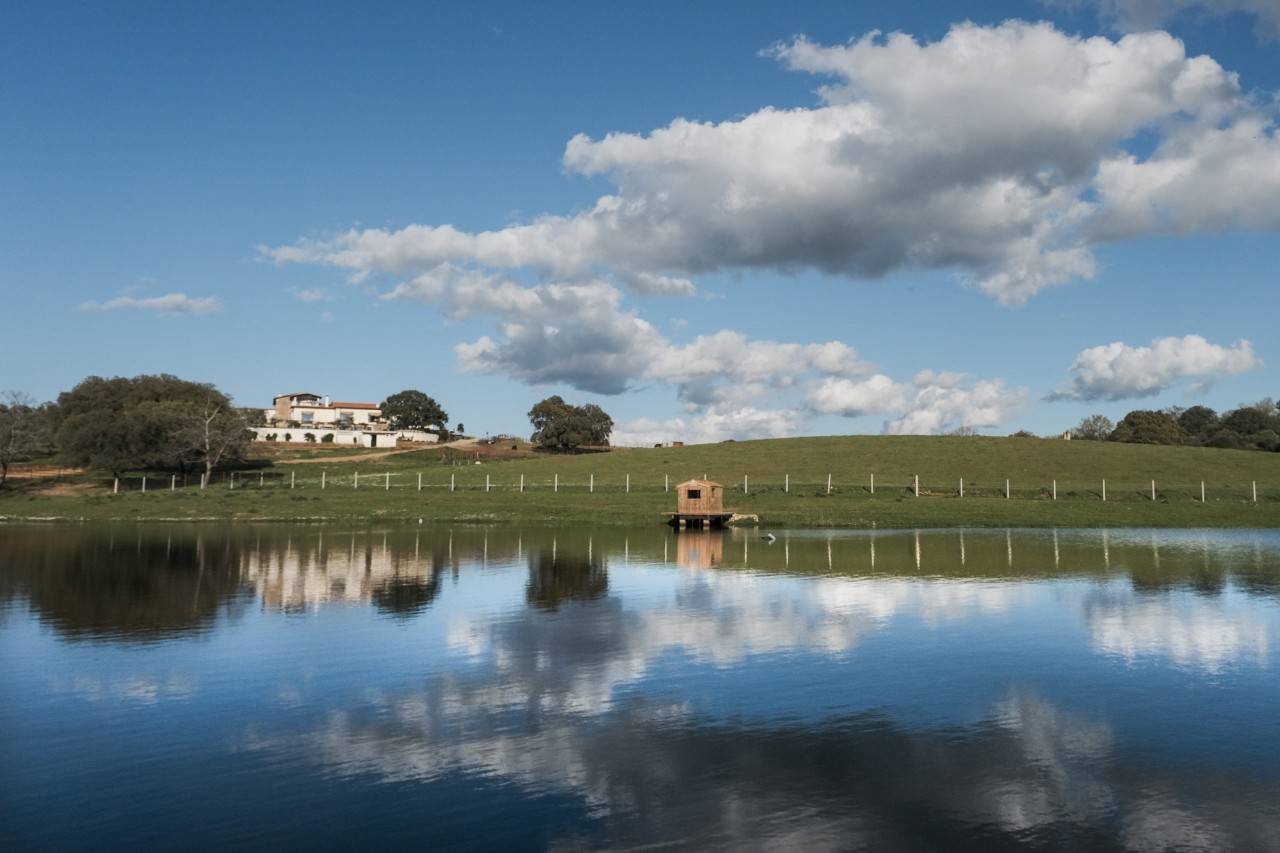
<box><xmin>264</xmin><ymin>21</ymin><xmax>1280</xmax><ymax>305</ymax></box>
<box><xmin>884</xmin><ymin>379</ymin><xmax>1028</xmax><ymax>435</ymax></box>
<box><xmin>383</xmin><ymin>265</ymin><xmax>877</xmax><ymax>406</ymax></box>
<box><xmin>1056</xmin><ymin>0</ymin><xmax>1280</xmax><ymax>39</ymax></box>
<box><xmin>79</xmin><ymin>292</ymin><xmax>223</xmax><ymax>315</ymax></box>
<box><xmin>378</xmin><ymin>266</ymin><xmax>1022</xmax><ymax>438</ymax></box>
<box><xmin>612</xmin><ymin>405</ymin><xmax>806</xmax><ymax>446</ymax></box>
<box><xmin>808</xmin><ymin>374</ymin><xmax>1026</xmax><ymax>435</ymax></box>
<box><xmin>293</xmin><ymin>287</ymin><xmax>332</xmax><ymax>302</ymax></box>
<box><xmin>808</xmin><ymin>375</ymin><xmax>909</xmax><ymax>418</ymax></box>
<box><xmin>1053</xmin><ymin>334</ymin><xmax>1260</xmax><ymax>401</ymax></box>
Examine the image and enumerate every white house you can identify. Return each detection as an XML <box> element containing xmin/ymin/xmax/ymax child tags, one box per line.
<box><xmin>265</xmin><ymin>392</ymin><xmax>383</xmax><ymax>428</ymax></box>
<box><xmin>255</xmin><ymin>391</ymin><xmax>439</xmax><ymax>446</ymax></box>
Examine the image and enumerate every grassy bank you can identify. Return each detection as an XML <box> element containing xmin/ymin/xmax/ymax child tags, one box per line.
<box><xmin>3</xmin><ymin>435</ymin><xmax>1279</xmax><ymax>528</ymax></box>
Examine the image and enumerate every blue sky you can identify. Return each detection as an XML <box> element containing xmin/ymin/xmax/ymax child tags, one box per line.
<box><xmin>3</xmin><ymin>0</ymin><xmax>1278</xmax><ymax>441</ymax></box>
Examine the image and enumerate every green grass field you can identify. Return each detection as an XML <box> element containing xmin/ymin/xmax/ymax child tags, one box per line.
<box><xmin>3</xmin><ymin>435</ymin><xmax>1279</xmax><ymax>527</ymax></box>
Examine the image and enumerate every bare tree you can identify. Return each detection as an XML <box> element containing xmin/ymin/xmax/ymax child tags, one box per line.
<box><xmin>180</xmin><ymin>395</ymin><xmax>250</xmax><ymax>484</ymax></box>
<box><xmin>0</xmin><ymin>391</ymin><xmax>47</xmax><ymax>488</ymax></box>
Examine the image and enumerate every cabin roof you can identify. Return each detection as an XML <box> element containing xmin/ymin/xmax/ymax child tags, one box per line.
<box><xmin>677</xmin><ymin>479</ymin><xmax>720</xmax><ymax>488</ymax></box>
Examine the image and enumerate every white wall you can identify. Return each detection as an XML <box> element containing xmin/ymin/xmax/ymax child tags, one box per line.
<box><xmin>252</xmin><ymin>427</ymin><xmax>383</xmax><ymax>446</ymax></box>
<box><xmin>396</xmin><ymin>429</ymin><xmax>441</xmax><ymax>444</ymax></box>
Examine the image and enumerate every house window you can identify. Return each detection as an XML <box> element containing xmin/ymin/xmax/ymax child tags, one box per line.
<box><xmin>687</xmin><ymin>489</ymin><xmax>701</xmax><ymax>500</ymax></box>
<box><xmin>301</xmin><ymin>411</ymin><xmax>314</xmax><ymax>423</ymax></box>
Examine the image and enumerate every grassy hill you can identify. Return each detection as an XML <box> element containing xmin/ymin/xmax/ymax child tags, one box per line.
<box><xmin>4</xmin><ymin>435</ymin><xmax>1279</xmax><ymax>527</ymax></box>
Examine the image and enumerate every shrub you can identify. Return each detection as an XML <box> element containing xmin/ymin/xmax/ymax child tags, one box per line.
<box><xmin>304</xmin><ymin>433</ymin><xmax>316</xmax><ymax>443</ymax></box>
<box><xmin>1250</xmin><ymin>429</ymin><xmax>1280</xmax><ymax>452</ymax></box>
<box><xmin>283</xmin><ymin>432</ymin><xmax>292</xmax><ymax>442</ymax></box>
<box><xmin>321</xmin><ymin>433</ymin><xmax>335</xmax><ymax>444</ymax></box>
<box><xmin>1206</xmin><ymin>429</ymin><xmax>1243</xmax><ymax>450</ymax></box>
<box><xmin>1110</xmin><ymin>410</ymin><xmax>1185</xmax><ymax>445</ymax></box>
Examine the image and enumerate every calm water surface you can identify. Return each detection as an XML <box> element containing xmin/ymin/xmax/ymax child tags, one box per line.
<box><xmin>2</xmin><ymin>524</ymin><xmax>1280</xmax><ymax>851</ymax></box>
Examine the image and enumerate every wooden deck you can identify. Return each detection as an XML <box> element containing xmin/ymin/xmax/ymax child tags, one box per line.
<box><xmin>665</xmin><ymin>512</ymin><xmax>736</xmax><ymax>529</ymax></box>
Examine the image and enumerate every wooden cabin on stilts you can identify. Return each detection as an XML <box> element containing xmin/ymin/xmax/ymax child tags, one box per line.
<box><xmin>667</xmin><ymin>479</ymin><xmax>735</xmax><ymax>528</ymax></box>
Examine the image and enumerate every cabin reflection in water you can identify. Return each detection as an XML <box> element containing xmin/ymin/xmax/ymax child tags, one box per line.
<box><xmin>675</xmin><ymin>531</ymin><xmax>724</xmax><ymax>570</ymax></box>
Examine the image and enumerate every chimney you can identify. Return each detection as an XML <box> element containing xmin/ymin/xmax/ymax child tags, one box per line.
<box><xmin>323</xmin><ymin>395</ymin><xmax>330</xmax><ymax>407</ymax></box>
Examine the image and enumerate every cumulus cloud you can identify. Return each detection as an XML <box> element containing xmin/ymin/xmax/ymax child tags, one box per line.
<box><xmin>1052</xmin><ymin>334</ymin><xmax>1260</xmax><ymax>401</ymax></box>
<box><xmin>382</xmin><ymin>267</ymin><xmax>1019</xmax><ymax>437</ymax></box>
<box><xmin>808</xmin><ymin>373</ymin><xmax>1027</xmax><ymax>435</ymax></box>
<box><xmin>612</xmin><ymin>406</ymin><xmax>806</xmax><ymax>446</ymax></box>
<box><xmin>265</xmin><ymin>21</ymin><xmax>1280</xmax><ymax>305</ymax></box>
<box><xmin>1055</xmin><ymin>0</ymin><xmax>1280</xmax><ymax>39</ymax></box>
<box><xmin>79</xmin><ymin>292</ymin><xmax>223</xmax><ymax>315</ymax></box>
<box><xmin>383</xmin><ymin>266</ymin><xmax>874</xmax><ymax>403</ymax></box>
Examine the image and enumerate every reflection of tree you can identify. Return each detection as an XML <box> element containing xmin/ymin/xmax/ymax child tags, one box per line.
<box><xmin>0</xmin><ymin>526</ymin><xmax>247</xmax><ymax>642</ymax></box>
<box><xmin>372</xmin><ymin>567</ymin><xmax>443</xmax><ymax>618</ymax></box>
<box><xmin>526</xmin><ymin>547</ymin><xmax>607</xmax><ymax>610</ymax></box>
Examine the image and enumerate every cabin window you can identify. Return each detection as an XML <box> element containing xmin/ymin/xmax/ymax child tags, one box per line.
<box><xmin>687</xmin><ymin>489</ymin><xmax>701</xmax><ymax>499</ymax></box>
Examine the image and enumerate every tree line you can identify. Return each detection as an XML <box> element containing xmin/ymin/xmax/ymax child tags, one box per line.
<box><xmin>0</xmin><ymin>376</ymin><xmax>466</xmax><ymax>488</ymax></box>
<box><xmin>1070</xmin><ymin>399</ymin><xmax>1280</xmax><ymax>451</ymax></box>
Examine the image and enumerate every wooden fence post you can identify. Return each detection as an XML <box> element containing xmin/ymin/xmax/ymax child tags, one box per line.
<box><xmin>354</xmin><ymin>471</ymin><xmax>359</xmax><ymax>489</ymax></box>
<box><xmin>259</xmin><ymin>471</ymin><xmax>264</xmax><ymax>487</ymax></box>
<box><xmin>590</xmin><ymin>474</ymin><xmax>594</xmax><ymax>493</ymax></box>
<box><xmin>785</xmin><ymin>474</ymin><xmax>789</xmax><ymax>493</ymax></box>
<box><xmin>664</xmin><ymin>474</ymin><xmax>668</xmax><ymax>492</ymax></box>
<box><xmin>485</xmin><ymin>474</ymin><xmax>490</xmax><ymax>493</ymax></box>
<box><xmin>230</xmin><ymin>472</ymin><xmax>235</xmax><ymax>490</ymax></box>
<box><xmin>1005</xmin><ymin>479</ymin><xmax>1010</xmax><ymax>499</ymax></box>
<box><xmin>626</xmin><ymin>474</ymin><xmax>630</xmax><ymax>494</ymax></box>
<box><xmin>914</xmin><ymin>474</ymin><xmax>919</xmax><ymax>497</ymax></box>
<box><xmin>554</xmin><ymin>473</ymin><xmax>558</xmax><ymax>493</ymax></box>
<box><xmin>1052</xmin><ymin>480</ymin><xmax>1057</xmax><ymax>501</ymax></box>
<box><xmin>870</xmin><ymin>473</ymin><xmax>874</xmax><ymax>495</ymax></box>
<box><xmin>1102</xmin><ymin>479</ymin><xmax>1106</xmax><ymax>502</ymax></box>
<box><xmin>1253</xmin><ymin>481</ymin><xmax>1258</xmax><ymax>504</ymax></box>
<box><xmin>171</xmin><ymin>474</ymin><xmax>176</xmax><ymax>492</ymax></box>
<box><xmin>417</xmin><ymin>472</ymin><xmax>422</xmax><ymax>492</ymax></box>
<box><xmin>321</xmin><ymin>470</ymin><xmax>326</xmax><ymax>489</ymax></box>
<box><xmin>450</xmin><ymin>473</ymin><xmax>455</xmax><ymax>492</ymax></box>
<box><xmin>743</xmin><ymin>475</ymin><xmax>748</xmax><ymax>495</ymax></box>
<box><xmin>827</xmin><ymin>473</ymin><xmax>832</xmax><ymax>495</ymax></box>
<box><xmin>142</xmin><ymin>475</ymin><xmax>147</xmax><ymax>493</ymax></box>
<box><xmin>385</xmin><ymin>472</ymin><xmax>390</xmax><ymax>491</ymax></box>
<box><xmin>114</xmin><ymin>477</ymin><xmax>119</xmax><ymax>494</ymax></box>
<box><xmin>959</xmin><ymin>478</ymin><xmax>964</xmax><ymax>497</ymax></box>
<box><xmin>1151</xmin><ymin>480</ymin><xmax>1156</xmax><ymax>501</ymax></box>
<box><xmin>291</xmin><ymin>470</ymin><xmax>295</xmax><ymax>489</ymax></box>
<box><xmin>1201</xmin><ymin>480</ymin><xmax>1205</xmax><ymax>503</ymax></box>
<box><xmin>520</xmin><ymin>474</ymin><xmax>525</xmax><ymax>493</ymax></box>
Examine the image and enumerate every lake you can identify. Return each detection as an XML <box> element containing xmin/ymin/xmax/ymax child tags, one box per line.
<box><xmin>2</xmin><ymin>523</ymin><xmax>1279</xmax><ymax>851</ymax></box>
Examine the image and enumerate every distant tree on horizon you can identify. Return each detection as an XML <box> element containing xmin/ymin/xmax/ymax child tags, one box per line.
<box><xmin>380</xmin><ymin>390</ymin><xmax>449</xmax><ymax>434</ymax></box>
<box><xmin>0</xmin><ymin>391</ymin><xmax>51</xmax><ymax>488</ymax></box>
<box><xmin>528</xmin><ymin>396</ymin><xmax>613</xmax><ymax>451</ymax></box>
<box><xmin>1072</xmin><ymin>414</ymin><xmax>1113</xmax><ymax>441</ymax></box>
<box><xmin>1109</xmin><ymin>410</ymin><xmax>1186</xmax><ymax>446</ymax></box>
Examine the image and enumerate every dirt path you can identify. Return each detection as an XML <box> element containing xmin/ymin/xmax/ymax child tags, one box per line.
<box><xmin>279</xmin><ymin>439</ymin><xmax>479</xmax><ymax>464</ymax></box>
<box><xmin>6</xmin><ymin>466</ymin><xmax>84</xmax><ymax>479</ymax></box>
